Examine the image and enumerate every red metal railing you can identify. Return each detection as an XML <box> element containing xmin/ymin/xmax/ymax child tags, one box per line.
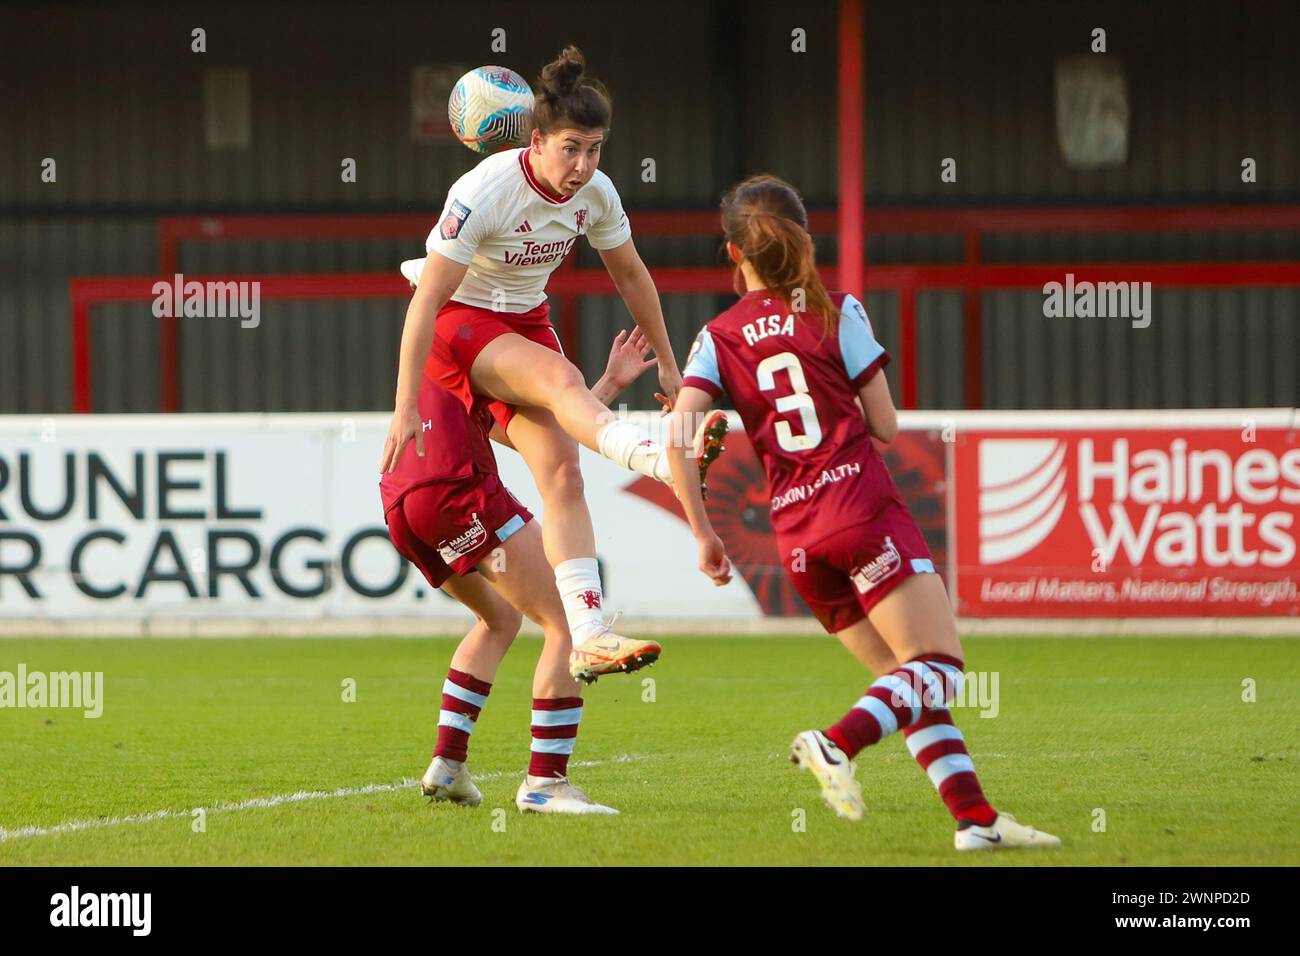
<box><xmin>67</xmin><ymin>205</ymin><xmax>1300</xmax><ymax>413</ymax></box>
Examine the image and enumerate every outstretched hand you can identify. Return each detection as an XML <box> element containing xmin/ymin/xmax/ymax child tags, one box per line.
<box><xmin>603</xmin><ymin>327</ymin><xmax>658</xmax><ymax>393</ymax></box>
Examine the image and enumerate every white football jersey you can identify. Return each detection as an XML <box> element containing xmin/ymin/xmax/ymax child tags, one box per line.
<box><xmin>423</xmin><ymin>147</ymin><xmax>632</xmax><ymax>313</ymax></box>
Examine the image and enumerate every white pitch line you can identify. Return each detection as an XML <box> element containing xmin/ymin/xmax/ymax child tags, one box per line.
<box><xmin>0</xmin><ymin>754</ymin><xmax>652</xmax><ymax>844</ymax></box>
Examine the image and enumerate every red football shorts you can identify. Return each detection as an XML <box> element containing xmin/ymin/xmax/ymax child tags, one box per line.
<box><xmin>425</xmin><ymin>299</ymin><xmax>565</xmax><ymax>434</ymax></box>
<box><xmin>383</xmin><ymin>473</ymin><xmax>533</xmax><ymax>588</ymax></box>
<box><xmin>781</xmin><ymin>498</ymin><xmax>939</xmax><ymax>633</ymax></box>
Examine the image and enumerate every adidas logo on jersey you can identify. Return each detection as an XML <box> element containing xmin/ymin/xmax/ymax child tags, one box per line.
<box><xmin>514</xmin><ymin>220</ymin><xmax>533</xmax><ymax>233</ymax></box>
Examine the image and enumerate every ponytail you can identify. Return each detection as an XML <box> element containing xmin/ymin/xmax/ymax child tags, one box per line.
<box><xmin>720</xmin><ymin>175</ymin><xmax>837</xmax><ymax>338</ymax></box>
<box><xmin>533</xmin><ymin>45</ymin><xmax>612</xmax><ymax>135</ymax></box>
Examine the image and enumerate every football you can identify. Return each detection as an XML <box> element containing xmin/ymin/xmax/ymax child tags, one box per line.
<box><xmin>447</xmin><ymin>65</ymin><xmax>534</xmax><ymax>154</ymax></box>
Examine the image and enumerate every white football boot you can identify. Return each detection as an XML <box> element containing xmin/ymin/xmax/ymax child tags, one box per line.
<box><xmin>568</xmin><ymin>615</ymin><xmax>662</xmax><ymax>684</ymax></box>
<box><xmin>515</xmin><ymin>775</ymin><xmax>619</xmax><ymax>815</ymax></box>
<box><xmin>789</xmin><ymin>730</ymin><xmax>865</xmax><ymax>822</ymax></box>
<box><xmin>419</xmin><ymin>755</ymin><xmax>482</xmax><ymax>807</ymax></box>
<box><xmin>954</xmin><ymin>812</ymin><xmax>1061</xmax><ymax>851</ymax></box>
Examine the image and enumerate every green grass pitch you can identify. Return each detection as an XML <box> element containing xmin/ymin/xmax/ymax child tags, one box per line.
<box><xmin>1</xmin><ymin>635</ymin><xmax>1296</xmax><ymax>866</ymax></box>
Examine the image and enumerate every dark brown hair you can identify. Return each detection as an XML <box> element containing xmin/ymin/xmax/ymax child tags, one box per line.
<box><xmin>533</xmin><ymin>46</ymin><xmax>612</xmax><ymax>135</ymax></box>
<box><xmin>720</xmin><ymin>174</ymin><xmax>836</xmax><ymax>336</ymax></box>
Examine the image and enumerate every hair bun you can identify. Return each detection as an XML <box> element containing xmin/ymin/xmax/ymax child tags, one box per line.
<box><xmin>539</xmin><ymin>45</ymin><xmax>586</xmax><ymax>99</ymax></box>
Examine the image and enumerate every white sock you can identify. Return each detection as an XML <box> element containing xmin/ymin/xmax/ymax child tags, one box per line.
<box><xmin>554</xmin><ymin>557</ymin><xmax>607</xmax><ymax>647</ymax></box>
<box><xmin>596</xmin><ymin>419</ymin><xmax>674</xmax><ymax>484</ymax></box>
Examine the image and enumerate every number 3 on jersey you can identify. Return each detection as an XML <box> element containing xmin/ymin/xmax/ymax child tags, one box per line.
<box><xmin>756</xmin><ymin>352</ymin><xmax>823</xmax><ymax>452</ymax></box>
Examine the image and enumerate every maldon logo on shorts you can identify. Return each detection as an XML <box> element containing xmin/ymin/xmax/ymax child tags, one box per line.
<box><xmin>437</xmin><ymin>513</ymin><xmax>488</xmax><ymax>564</ymax></box>
<box><xmin>979</xmin><ymin>439</ymin><xmax>1069</xmax><ymax>564</ymax></box>
<box><xmin>850</xmin><ymin>536</ymin><xmax>901</xmax><ymax>593</ymax></box>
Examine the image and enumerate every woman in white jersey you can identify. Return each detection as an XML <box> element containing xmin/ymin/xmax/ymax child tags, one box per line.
<box><xmin>379</xmin><ymin>46</ymin><xmax>728</xmax><ymax>683</ymax></box>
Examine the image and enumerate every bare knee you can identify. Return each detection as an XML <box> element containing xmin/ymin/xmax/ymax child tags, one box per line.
<box><xmin>477</xmin><ymin>604</ymin><xmax>523</xmax><ymax>644</ymax></box>
<box><xmin>533</xmin><ymin>452</ymin><xmax>585</xmax><ymax>501</ymax></box>
<box><xmin>536</xmin><ymin>360</ymin><xmax>588</xmax><ymax>406</ymax></box>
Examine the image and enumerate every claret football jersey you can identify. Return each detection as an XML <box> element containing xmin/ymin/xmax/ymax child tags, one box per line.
<box><xmin>682</xmin><ymin>291</ymin><xmax>903</xmax><ymax>542</ymax></box>
<box><xmin>379</xmin><ymin>377</ymin><xmax>499</xmax><ymax>511</ymax></box>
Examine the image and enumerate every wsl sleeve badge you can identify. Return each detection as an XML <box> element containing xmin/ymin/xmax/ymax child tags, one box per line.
<box><xmin>439</xmin><ymin>199</ymin><xmax>473</xmax><ymax>240</ymax></box>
